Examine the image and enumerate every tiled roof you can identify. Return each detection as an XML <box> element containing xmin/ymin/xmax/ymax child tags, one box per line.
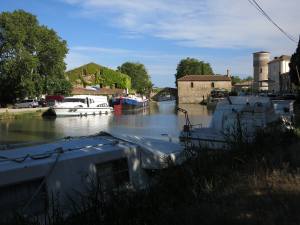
<box><xmin>253</xmin><ymin>51</ymin><xmax>270</xmax><ymax>54</ymax></box>
<box><xmin>268</xmin><ymin>55</ymin><xmax>291</xmax><ymax>63</ymax></box>
<box><xmin>177</xmin><ymin>75</ymin><xmax>231</xmax><ymax>82</ymax></box>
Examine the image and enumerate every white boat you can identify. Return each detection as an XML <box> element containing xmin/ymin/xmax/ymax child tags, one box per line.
<box><xmin>180</xmin><ymin>96</ymin><xmax>291</xmax><ymax>149</ymax></box>
<box><xmin>0</xmin><ymin>133</ymin><xmax>184</xmax><ymax>218</ymax></box>
<box><xmin>51</xmin><ymin>95</ymin><xmax>113</xmax><ymax>116</ymax></box>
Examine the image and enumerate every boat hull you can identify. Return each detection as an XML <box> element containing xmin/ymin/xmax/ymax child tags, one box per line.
<box><xmin>113</xmin><ymin>98</ymin><xmax>149</xmax><ymax>111</ymax></box>
<box><xmin>51</xmin><ymin>107</ymin><xmax>113</xmax><ymax>116</ymax></box>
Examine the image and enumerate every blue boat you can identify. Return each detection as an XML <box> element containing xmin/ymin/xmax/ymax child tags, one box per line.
<box><xmin>113</xmin><ymin>95</ymin><xmax>149</xmax><ymax>111</ymax></box>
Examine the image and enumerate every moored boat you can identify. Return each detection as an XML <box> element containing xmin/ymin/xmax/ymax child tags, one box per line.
<box><xmin>50</xmin><ymin>95</ymin><xmax>113</xmax><ymax>116</ymax></box>
<box><xmin>112</xmin><ymin>95</ymin><xmax>149</xmax><ymax>112</ymax></box>
<box><xmin>180</xmin><ymin>96</ymin><xmax>294</xmax><ymax>149</ymax></box>
<box><xmin>0</xmin><ymin>133</ymin><xmax>184</xmax><ymax>218</ymax></box>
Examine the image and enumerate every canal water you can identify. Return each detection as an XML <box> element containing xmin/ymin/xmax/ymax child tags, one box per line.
<box><xmin>0</xmin><ymin>101</ymin><xmax>213</xmax><ymax>147</ymax></box>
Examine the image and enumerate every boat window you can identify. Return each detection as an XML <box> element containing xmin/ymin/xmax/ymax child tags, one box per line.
<box><xmin>20</xmin><ymin>100</ymin><xmax>34</xmax><ymax>103</ymax></box>
<box><xmin>96</xmin><ymin>158</ymin><xmax>130</xmax><ymax>192</ymax></box>
<box><xmin>0</xmin><ymin>178</ymin><xmax>47</xmax><ymax>218</ymax></box>
<box><xmin>63</xmin><ymin>98</ymin><xmax>86</xmax><ymax>103</ymax></box>
<box><xmin>97</xmin><ymin>103</ymin><xmax>108</xmax><ymax>107</ymax></box>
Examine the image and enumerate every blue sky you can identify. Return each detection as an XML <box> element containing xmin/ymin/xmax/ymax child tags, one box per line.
<box><xmin>1</xmin><ymin>0</ymin><xmax>299</xmax><ymax>87</ymax></box>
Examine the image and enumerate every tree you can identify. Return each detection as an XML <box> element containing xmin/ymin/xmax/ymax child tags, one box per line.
<box><xmin>175</xmin><ymin>57</ymin><xmax>214</xmax><ymax>85</ymax></box>
<box><xmin>289</xmin><ymin>37</ymin><xmax>300</xmax><ymax>86</ymax></box>
<box><xmin>118</xmin><ymin>62</ymin><xmax>152</xmax><ymax>95</ymax></box>
<box><xmin>231</xmin><ymin>75</ymin><xmax>253</xmax><ymax>85</ymax></box>
<box><xmin>231</xmin><ymin>76</ymin><xmax>241</xmax><ymax>85</ymax></box>
<box><xmin>244</xmin><ymin>76</ymin><xmax>253</xmax><ymax>81</ymax></box>
<box><xmin>0</xmin><ymin>10</ymin><xmax>71</xmax><ymax>103</ymax></box>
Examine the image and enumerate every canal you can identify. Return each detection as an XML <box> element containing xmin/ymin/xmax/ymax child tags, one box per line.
<box><xmin>0</xmin><ymin>101</ymin><xmax>213</xmax><ymax>147</ymax></box>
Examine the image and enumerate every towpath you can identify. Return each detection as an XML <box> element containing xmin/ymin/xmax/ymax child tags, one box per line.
<box><xmin>0</xmin><ymin>107</ymin><xmax>48</xmax><ymax>113</ymax></box>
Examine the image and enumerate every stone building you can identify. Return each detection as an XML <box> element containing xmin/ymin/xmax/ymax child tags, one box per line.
<box><xmin>268</xmin><ymin>55</ymin><xmax>291</xmax><ymax>93</ymax></box>
<box><xmin>233</xmin><ymin>80</ymin><xmax>253</xmax><ymax>92</ymax></box>
<box><xmin>253</xmin><ymin>51</ymin><xmax>270</xmax><ymax>91</ymax></box>
<box><xmin>177</xmin><ymin>75</ymin><xmax>232</xmax><ymax>104</ymax></box>
<box><xmin>280</xmin><ymin>72</ymin><xmax>294</xmax><ymax>93</ymax></box>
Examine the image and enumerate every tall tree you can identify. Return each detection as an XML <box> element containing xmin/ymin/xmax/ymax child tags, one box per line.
<box><xmin>0</xmin><ymin>10</ymin><xmax>71</xmax><ymax>103</ymax></box>
<box><xmin>289</xmin><ymin>37</ymin><xmax>300</xmax><ymax>86</ymax></box>
<box><xmin>118</xmin><ymin>62</ymin><xmax>152</xmax><ymax>95</ymax></box>
<box><xmin>231</xmin><ymin>76</ymin><xmax>242</xmax><ymax>85</ymax></box>
<box><xmin>175</xmin><ymin>57</ymin><xmax>214</xmax><ymax>85</ymax></box>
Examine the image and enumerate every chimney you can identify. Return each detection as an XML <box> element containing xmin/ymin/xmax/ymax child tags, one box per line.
<box><xmin>226</xmin><ymin>69</ymin><xmax>231</xmax><ymax>77</ymax></box>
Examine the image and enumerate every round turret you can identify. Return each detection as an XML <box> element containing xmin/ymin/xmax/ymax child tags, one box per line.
<box><xmin>253</xmin><ymin>51</ymin><xmax>270</xmax><ymax>91</ymax></box>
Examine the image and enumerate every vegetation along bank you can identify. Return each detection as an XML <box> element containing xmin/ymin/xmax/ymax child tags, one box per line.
<box><xmin>5</xmin><ymin>124</ymin><xmax>300</xmax><ymax>225</ymax></box>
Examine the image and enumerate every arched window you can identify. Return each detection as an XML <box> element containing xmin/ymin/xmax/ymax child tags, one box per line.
<box><xmin>211</xmin><ymin>82</ymin><xmax>215</xmax><ymax>88</ymax></box>
<box><xmin>191</xmin><ymin>82</ymin><xmax>194</xmax><ymax>88</ymax></box>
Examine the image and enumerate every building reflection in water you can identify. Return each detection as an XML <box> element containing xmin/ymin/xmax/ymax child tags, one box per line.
<box><xmin>0</xmin><ymin>101</ymin><xmax>214</xmax><ymax>146</ymax></box>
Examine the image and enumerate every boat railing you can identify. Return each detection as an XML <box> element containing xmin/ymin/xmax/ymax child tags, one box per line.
<box><xmin>190</xmin><ymin>123</ymin><xmax>203</xmax><ymax>129</ymax></box>
<box><xmin>177</xmin><ymin>107</ymin><xmax>191</xmax><ymax>130</ymax></box>
<box><xmin>176</xmin><ymin>107</ymin><xmax>206</xmax><ymax>131</ymax></box>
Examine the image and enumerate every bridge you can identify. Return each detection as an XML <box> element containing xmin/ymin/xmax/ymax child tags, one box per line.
<box><xmin>151</xmin><ymin>87</ymin><xmax>177</xmax><ymax>102</ymax></box>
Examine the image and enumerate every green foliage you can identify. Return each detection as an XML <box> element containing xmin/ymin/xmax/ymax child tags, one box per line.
<box><xmin>289</xmin><ymin>37</ymin><xmax>300</xmax><ymax>86</ymax></box>
<box><xmin>7</xmin><ymin>127</ymin><xmax>300</xmax><ymax>225</ymax></box>
<box><xmin>231</xmin><ymin>75</ymin><xmax>253</xmax><ymax>85</ymax></box>
<box><xmin>65</xmin><ymin>62</ymin><xmax>131</xmax><ymax>89</ymax></box>
<box><xmin>0</xmin><ymin>10</ymin><xmax>71</xmax><ymax>103</ymax></box>
<box><xmin>244</xmin><ymin>76</ymin><xmax>253</xmax><ymax>81</ymax></box>
<box><xmin>117</xmin><ymin>62</ymin><xmax>152</xmax><ymax>95</ymax></box>
<box><xmin>175</xmin><ymin>57</ymin><xmax>214</xmax><ymax>84</ymax></box>
<box><xmin>231</xmin><ymin>76</ymin><xmax>241</xmax><ymax>85</ymax></box>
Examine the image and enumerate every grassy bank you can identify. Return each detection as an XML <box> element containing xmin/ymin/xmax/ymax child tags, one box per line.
<box><xmin>0</xmin><ymin>109</ymin><xmax>46</xmax><ymax>120</ymax></box>
<box><xmin>7</xmin><ymin>125</ymin><xmax>300</xmax><ymax>225</ymax></box>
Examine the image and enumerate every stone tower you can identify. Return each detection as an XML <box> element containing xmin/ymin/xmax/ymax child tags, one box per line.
<box><xmin>253</xmin><ymin>51</ymin><xmax>270</xmax><ymax>91</ymax></box>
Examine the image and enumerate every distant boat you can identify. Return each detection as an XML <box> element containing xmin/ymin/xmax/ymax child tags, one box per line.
<box><xmin>112</xmin><ymin>95</ymin><xmax>149</xmax><ymax>112</ymax></box>
<box><xmin>50</xmin><ymin>95</ymin><xmax>113</xmax><ymax>116</ymax></box>
<box><xmin>180</xmin><ymin>96</ymin><xmax>294</xmax><ymax>149</ymax></box>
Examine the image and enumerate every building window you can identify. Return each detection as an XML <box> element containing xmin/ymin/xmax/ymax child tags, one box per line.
<box><xmin>211</xmin><ymin>82</ymin><xmax>215</xmax><ymax>88</ymax></box>
<box><xmin>190</xmin><ymin>82</ymin><xmax>194</xmax><ymax>88</ymax></box>
<box><xmin>260</xmin><ymin>68</ymin><xmax>262</xmax><ymax>73</ymax></box>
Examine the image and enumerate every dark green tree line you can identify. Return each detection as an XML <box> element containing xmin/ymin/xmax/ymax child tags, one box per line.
<box><xmin>118</xmin><ymin>62</ymin><xmax>152</xmax><ymax>95</ymax></box>
<box><xmin>0</xmin><ymin>10</ymin><xmax>71</xmax><ymax>103</ymax></box>
<box><xmin>289</xmin><ymin>36</ymin><xmax>300</xmax><ymax>86</ymax></box>
<box><xmin>175</xmin><ymin>57</ymin><xmax>214</xmax><ymax>85</ymax></box>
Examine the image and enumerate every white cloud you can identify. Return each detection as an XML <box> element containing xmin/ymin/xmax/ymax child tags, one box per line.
<box><xmin>63</xmin><ymin>0</ymin><xmax>300</xmax><ymax>52</ymax></box>
<box><xmin>63</xmin><ymin>0</ymin><xmax>300</xmax><ymax>86</ymax></box>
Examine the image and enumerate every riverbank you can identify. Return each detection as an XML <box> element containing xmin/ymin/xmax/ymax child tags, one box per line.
<box><xmin>6</xmin><ymin>125</ymin><xmax>300</xmax><ymax>225</ymax></box>
<box><xmin>0</xmin><ymin>108</ymin><xmax>48</xmax><ymax>120</ymax></box>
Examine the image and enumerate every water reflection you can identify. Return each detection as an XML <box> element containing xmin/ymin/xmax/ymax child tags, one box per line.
<box><xmin>0</xmin><ymin>101</ymin><xmax>213</xmax><ymax>146</ymax></box>
<box><xmin>177</xmin><ymin>103</ymin><xmax>213</xmax><ymax>127</ymax></box>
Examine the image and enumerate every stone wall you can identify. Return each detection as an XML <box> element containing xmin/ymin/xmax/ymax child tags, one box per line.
<box><xmin>178</xmin><ymin>81</ymin><xmax>232</xmax><ymax>104</ymax></box>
